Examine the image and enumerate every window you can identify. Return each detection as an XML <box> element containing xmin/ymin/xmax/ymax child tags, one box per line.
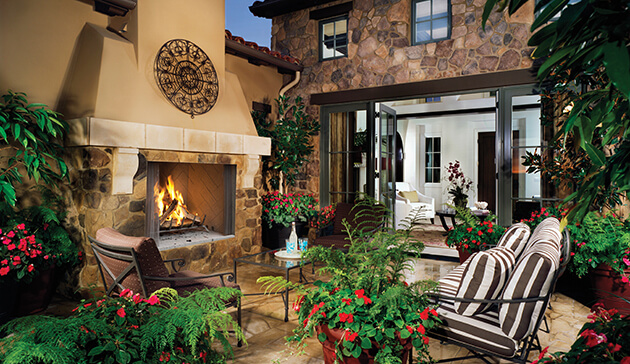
<box><xmin>425</xmin><ymin>137</ymin><xmax>441</xmax><ymax>183</ymax></box>
<box><xmin>413</xmin><ymin>0</ymin><xmax>451</xmax><ymax>45</ymax></box>
<box><xmin>320</xmin><ymin>16</ymin><xmax>348</xmax><ymax>60</ymax></box>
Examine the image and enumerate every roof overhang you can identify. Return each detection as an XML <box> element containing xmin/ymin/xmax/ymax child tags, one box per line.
<box><xmin>225</xmin><ymin>38</ymin><xmax>303</xmax><ymax>74</ymax></box>
<box><xmin>249</xmin><ymin>0</ymin><xmax>338</xmax><ymax>18</ymax></box>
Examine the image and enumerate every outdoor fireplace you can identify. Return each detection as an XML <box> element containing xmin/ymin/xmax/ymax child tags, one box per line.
<box><xmin>146</xmin><ymin>162</ymin><xmax>236</xmax><ymax>250</ymax></box>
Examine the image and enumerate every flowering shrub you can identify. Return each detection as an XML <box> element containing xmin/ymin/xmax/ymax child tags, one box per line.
<box><xmin>260</xmin><ymin>199</ymin><xmax>440</xmax><ymax>363</ymax></box>
<box><xmin>565</xmin><ymin>211</ymin><xmax>630</xmax><ymax>281</ymax></box>
<box><xmin>261</xmin><ymin>191</ymin><xmax>318</xmax><ymax>228</ymax></box>
<box><xmin>446</xmin><ymin>207</ymin><xmax>506</xmax><ymax>254</ymax></box>
<box><xmin>520</xmin><ymin>206</ymin><xmax>568</xmax><ymax>229</ymax></box>
<box><xmin>535</xmin><ymin>304</ymin><xmax>630</xmax><ymax>364</ymax></box>
<box><xmin>308</xmin><ymin>204</ymin><xmax>336</xmax><ymax>229</ymax></box>
<box><xmin>0</xmin><ymin>288</ymin><xmax>244</xmax><ymax>364</ymax></box>
<box><xmin>444</xmin><ymin>160</ymin><xmax>473</xmax><ymax>206</ymax></box>
<box><xmin>0</xmin><ymin>203</ymin><xmax>79</xmax><ymax>284</ymax></box>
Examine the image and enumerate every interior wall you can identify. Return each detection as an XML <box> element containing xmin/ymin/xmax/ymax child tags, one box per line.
<box><xmin>402</xmin><ymin>113</ymin><xmax>495</xmax><ymax>209</ymax></box>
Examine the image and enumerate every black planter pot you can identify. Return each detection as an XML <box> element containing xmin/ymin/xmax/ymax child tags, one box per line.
<box><xmin>262</xmin><ymin>221</ymin><xmax>307</xmax><ymax>249</ymax></box>
<box><xmin>0</xmin><ymin>279</ymin><xmax>18</xmax><ymax>327</ymax></box>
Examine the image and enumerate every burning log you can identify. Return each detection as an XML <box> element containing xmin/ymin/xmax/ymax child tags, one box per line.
<box><xmin>159</xmin><ymin>200</ymin><xmax>179</xmax><ymax>225</ymax></box>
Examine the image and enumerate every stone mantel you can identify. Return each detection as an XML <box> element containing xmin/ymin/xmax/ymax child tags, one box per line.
<box><xmin>67</xmin><ymin>117</ymin><xmax>272</xmax><ymax>157</ymax></box>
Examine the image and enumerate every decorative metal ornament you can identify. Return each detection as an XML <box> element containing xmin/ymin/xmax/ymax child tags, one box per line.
<box><xmin>154</xmin><ymin>39</ymin><xmax>218</xmax><ymax>118</ymax></box>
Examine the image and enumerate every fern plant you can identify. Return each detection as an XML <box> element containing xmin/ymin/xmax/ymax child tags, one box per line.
<box><xmin>0</xmin><ymin>288</ymin><xmax>245</xmax><ymax>364</ymax></box>
<box><xmin>259</xmin><ymin>198</ymin><xmax>440</xmax><ymax>364</ymax></box>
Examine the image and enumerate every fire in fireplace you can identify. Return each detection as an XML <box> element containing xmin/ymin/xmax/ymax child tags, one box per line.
<box><xmin>156</xmin><ymin>175</ymin><xmax>204</xmax><ymax>230</ymax></box>
<box><xmin>146</xmin><ymin>162</ymin><xmax>236</xmax><ymax>250</ymax></box>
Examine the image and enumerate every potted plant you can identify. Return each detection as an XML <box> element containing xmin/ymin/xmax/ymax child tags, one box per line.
<box><xmin>443</xmin><ymin>161</ymin><xmax>473</xmax><ymax>208</ymax></box>
<box><xmin>309</xmin><ymin>204</ymin><xmax>336</xmax><ymax>235</ymax></box>
<box><xmin>446</xmin><ymin>206</ymin><xmax>505</xmax><ymax>263</ymax></box>
<box><xmin>259</xmin><ymin>199</ymin><xmax>441</xmax><ymax>363</ymax></box>
<box><xmin>253</xmin><ymin>95</ymin><xmax>320</xmax><ymax>192</ymax></box>
<box><xmin>565</xmin><ymin>212</ymin><xmax>630</xmax><ymax>314</ymax></box>
<box><xmin>533</xmin><ymin>303</ymin><xmax>630</xmax><ymax>364</ymax></box>
<box><xmin>260</xmin><ymin>191</ymin><xmax>318</xmax><ymax>249</ymax></box>
<box><xmin>0</xmin><ymin>287</ymin><xmax>244</xmax><ymax>363</ymax></box>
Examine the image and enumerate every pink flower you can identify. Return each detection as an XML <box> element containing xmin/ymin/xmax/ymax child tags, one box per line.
<box><xmin>0</xmin><ymin>266</ymin><xmax>9</xmax><ymax>276</ymax></box>
<box><xmin>7</xmin><ymin>231</ymin><xmax>15</xmax><ymax>238</ymax></box>
<box><xmin>16</xmin><ymin>223</ymin><xmax>25</xmax><ymax>230</ymax></box>
<box><xmin>620</xmin><ymin>357</ymin><xmax>630</xmax><ymax>364</ymax></box>
<box><xmin>120</xmin><ymin>289</ymin><xmax>133</xmax><ymax>297</ymax></box>
<box><xmin>145</xmin><ymin>295</ymin><xmax>160</xmax><ymax>305</ymax></box>
<box><xmin>116</xmin><ymin>308</ymin><xmax>126</xmax><ymax>318</ymax></box>
<box><xmin>624</xmin><ymin>257</ymin><xmax>630</xmax><ymax>267</ymax></box>
<box><xmin>7</xmin><ymin>243</ymin><xmax>15</xmax><ymax>251</ymax></box>
<box><xmin>27</xmin><ymin>264</ymin><xmax>34</xmax><ymax>272</ymax></box>
<box><xmin>133</xmin><ymin>294</ymin><xmax>143</xmax><ymax>304</ymax></box>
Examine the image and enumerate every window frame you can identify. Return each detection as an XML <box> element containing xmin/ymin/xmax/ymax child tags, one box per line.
<box><xmin>319</xmin><ymin>14</ymin><xmax>349</xmax><ymax>61</ymax></box>
<box><xmin>412</xmin><ymin>0</ymin><xmax>452</xmax><ymax>46</ymax></box>
<box><xmin>425</xmin><ymin>136</ymin><xmax>441</xmax><ymax>184</ymax></box>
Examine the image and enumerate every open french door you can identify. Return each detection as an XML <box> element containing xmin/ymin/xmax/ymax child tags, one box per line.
<box><xmin>376</xmin><ymin>103</ymin><xmax>397</xmax><ymax>224</ymax></box>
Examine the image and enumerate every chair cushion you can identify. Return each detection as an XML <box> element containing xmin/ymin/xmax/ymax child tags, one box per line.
<box><xmin>496</xmin><ymin>222</ymin><xmax>530</xmax><ymax>258</ymax></box>
<box><xmin>399</xmin><ymin>191</ymin><xmax>419</xmax><ymax>202</ymax></box>
<box><xmin>95</xmin><ymin>228</ymin><xmax>170</xmax><ymax>296</ymax></box>
<box><xmin>499</xmin><ymin>238</ymin><xmax>560</xmax><ymax>341</ymax></box>
<box><xmin>522</xmin><ymin>217</ymin><xmax>562</xmax><ymax>254</ymax></box>
<box><xmin>455</xmin><ymin>247</ymin><xmax>516</xmax><ymax>316</ymax></box>
<box><xmin>433</xmin><ymin>301</ymin><xmax>518</xmax><ymax>358</ymax></box>
<box><xmin>438</xmin><ymin>259</ymin><xmax>471</xmax><ymax>298</ymax></box>
<box><xmin>313</xmin><ymin>234</ymin><xmax>351</xmax><ymax>249</ymax></box>
<box><xmin>332</xmin><ymin>203</ymin><xmax>354</xmax><ymax>235</ymax></box>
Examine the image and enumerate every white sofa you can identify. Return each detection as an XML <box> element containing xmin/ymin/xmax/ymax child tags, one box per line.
<box><xmin>394</xmin><ymin>182</ymin><xmax>435</xmax><ymax>229</ymax></box>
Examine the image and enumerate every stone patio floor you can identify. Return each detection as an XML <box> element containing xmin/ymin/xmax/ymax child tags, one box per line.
<box><xmin>45</xmin><ymin>255</ymin><xmax>591</xmax><ymax>363</ymax></box>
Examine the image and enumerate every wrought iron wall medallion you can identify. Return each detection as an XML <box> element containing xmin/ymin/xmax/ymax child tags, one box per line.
<box><xmin>154</xmin><ymin>39</ymin><xmax>218</xmax><ymax>118</ymax></box>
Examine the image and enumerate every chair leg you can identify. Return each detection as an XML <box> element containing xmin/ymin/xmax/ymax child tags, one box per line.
<box><xmin>237</xmin><ymin>298</ymin><xmax>243</xmax><ymax>347</ymax></box>
<box><xmin>430</xmin><ymin>218</ymin><xmax>435</xmax><ymax>225</ymax></box>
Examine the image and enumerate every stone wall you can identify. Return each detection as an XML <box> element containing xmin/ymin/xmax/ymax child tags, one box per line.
<box><xmin>270</xmin><ymin>0</ymin><xmax>535</xmax><ymax>196</ymax></box>
<box><xmin>65</xmin><ymin>147</ymin><xmax>264</xmax><ymax>293</ymax></box>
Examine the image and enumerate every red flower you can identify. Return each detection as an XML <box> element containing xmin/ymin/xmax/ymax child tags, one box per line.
<box><xmin>27</xmin><ymin>264</ymin><xmax>34</xmax><ymax>272</ymax></box>
<box><xmin>116</xmin><ymin>308</ymin><xmax>126</xmax><ymax>318</ymax></box>
<box><xmin>145</xmin><ymin>295</ymin><xmax>160</xmax><ymax>305</ymax></box>
<box><xmin>477</xmin><ymin>230</ymin><xmax>483</xmax><ymax>236</ymax></box>
<box><xmin>620</xmin><ymin>357</ymin><xmax>630</xmax><ymax>364</ymax></box>
<box><xmin>430</xmin><ymin>308</ymin><xmax>438</xmax><ymax>317</ymax></box>
<box><xmin>423</xmin><ymin>337</ymin><xmax>429</xmax><ymax>345</ymax></box>
<box><xmin>120</xmin><ymin>289</ymin><xmax>132</xmax><ymax>297</ymax></box>
<box><xmin>345</xmin><ymin>331</ymin><xmax>358</xmax><ymax>341</ymax></box>
<box><xmin>420</xmin><ymin>308</ymin><xmax>430</xmax><ymax>320</ymax></box>
<box><xmin>342</xmin><ymin>298</ymin><xmax>352</xmax><ymax>305</ymax></box>
<box><xmin>7</xmin><ymin>243</ymin><xmax>15</xmax><ymax>251</ymax></box>
<box><xmin>406</xmin><ymin>325</ymin><xmax>414</xmax><ymax>334</ymax></box>
<box><xmin>339</xmin><ymin>312</ymin><xmax>354</xmax><ymax>323</ymax></box>
<box><xmin>0</xmin><ymin>266</ymin><xmax>9</xmax><ymax>276</ymax></box>
<box><xmin>416</xmin><ymin>324</ymin><xmax>426</xmax><ymax>335</ymax></box>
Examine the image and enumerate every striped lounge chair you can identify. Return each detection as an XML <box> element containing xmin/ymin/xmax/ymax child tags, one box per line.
<box><xmin>429</xmin><ymin>218</ymin><xmax>571</xmax><ymax>363</ymax></box>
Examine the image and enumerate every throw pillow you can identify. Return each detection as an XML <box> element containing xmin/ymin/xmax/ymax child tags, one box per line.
<box><xmin>496</xmin><ymin>222</ymin><xmax>531</xmax><ymax>258</ymax></box>
<box><xmin>455</xmin><ymin>247</ymin><xmax>516</xmax><ymax>316</ymax></box>
<box><xmin>399</xmin><ymin>191</ymin><xmax>419</xmax><ymax>202</ymax></box>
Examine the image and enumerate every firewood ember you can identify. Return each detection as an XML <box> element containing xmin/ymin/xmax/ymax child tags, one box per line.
<box><xmin>159</xmin><ymin>200</ymin><xmax>178</xmax><ymax>224</ymax></box>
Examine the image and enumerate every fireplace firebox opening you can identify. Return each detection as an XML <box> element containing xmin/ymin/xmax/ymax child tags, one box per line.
<box><xmin>146</xmin><ymin>162</ymin><xmax>236</xmax><ymax>250</ymax></box>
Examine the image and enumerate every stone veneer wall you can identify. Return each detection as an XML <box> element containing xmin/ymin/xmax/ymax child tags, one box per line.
<box><xmin>271</xmin><ymin>0</ymin><xmax>535</xmax><ymax>195</ymax></box>
<box><xmin>66</xmin><ymin>147</ymin><xmax>264</xmax><ymax>292</ymax></box>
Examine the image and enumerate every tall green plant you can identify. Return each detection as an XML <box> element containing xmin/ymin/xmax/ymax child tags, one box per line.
<box><xmin>0</xmin><ymin>91</ymin><xmax>68</xmax><ymax>206</ymax></box>
<box><xmin>253</xmin><ymin>95</ymin><xmax>319</xmax><ymax>191</ymax></box>
<box><xmin>482</xmin><ymin>0</ymin><xmax>630</xmax><ymax>221</ymax></box>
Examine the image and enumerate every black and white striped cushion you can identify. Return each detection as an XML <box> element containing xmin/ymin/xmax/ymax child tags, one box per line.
<box><xmin>455</xmin><ymin>247</ymin><xmax>516</xmax><ymax>316</ymax></box>
<box><xmin>522</xmin><ymin>217</ymin><xmax>562</xmax><ymax>254</ymax></box>
<box><xmin>496</xmin><ymin>222</ymin><xmax>530</xmax><ymax>257</ymax></box>
<box><xmin>438</xmin><ymin>258</ymin><xmax>472</xmax><ymax>298</ymax></box>
<box><xmin>499</xmin><ymin>234</ymin><xmax>560</xmax><ymax>340</ymax></box>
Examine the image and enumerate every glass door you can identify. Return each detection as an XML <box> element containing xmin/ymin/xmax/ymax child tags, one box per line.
<box><xmin>320</xmin><ymin>103</ymin><xmax>375</xmax><ymax>206</ymax></box>
<box><xmin>377</xmin><ymin>103</ymin><xmax>397</xmax><ymax>219</ymax></box>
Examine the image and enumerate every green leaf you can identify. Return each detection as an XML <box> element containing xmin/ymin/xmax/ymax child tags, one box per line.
<box><xmin>481</xmin><ymin>0</ymin><xmax>500</xmax><ymax>30</ymax></box>
<box><xmin>318</xmin><ymin>332</ymin><xmax>327</xmax><ymax>343</ymax></box>
<box><xmin>584</xmin><ymin>143</ymin><xmax>606</xmax><ymax>167</ymax></box>
<box><xmin>351</xmin><ymin>344</ymin><xmax>362</xmax><ymax>358</ymax></box>
<box><xmin>400</xmin><ymin>329</ymin><xmax>411</xmax><ymax>339</ymax></box>
<box><xmin>537</xmin><ymin>46</ymin><xmax>575</xmax><ymax>79</ymax></box>
<box><xmin>88</xmin><ymin>346</ymin><xmax>105</xmax><ymax>356</ymax></box>
<box><xmin>360</xmin><ymin>337</ymin><xmax>372</xmax><ymax>349</ymax></box>
<box><xmin>532</xmin><ymin>0</ymin><xmax>569</xmax><ymax>30</ymax></box>
<box><xmin>603</xmin><ymin>42</ymin><xmax>630</xmax><ymax>99</ymax></box>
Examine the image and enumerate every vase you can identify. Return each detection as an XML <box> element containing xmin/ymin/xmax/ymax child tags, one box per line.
<box><xmin>262</xmin><ymin>221</ymin><xmax>307</xmax><ymax>250</ymax></box>
<box><xmin>589</xmin><ymin>264</ymin><xmax>630</xmax><ymax>315</ymax></box>
<box><xmin>316</xmin><ymin>325</ymin><xmax>412</xmax><ymax>364</ymax></box>
<box><xmin>453</xmin><ymin>196</ymin><xmax>468</xmax><ymax>209</ymax></box>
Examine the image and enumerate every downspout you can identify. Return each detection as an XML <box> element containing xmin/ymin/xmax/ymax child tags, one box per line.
<box><xmin>279</xmin><ymin>71</ymin><xmax>301</xmax><ymax>96</ymax></box>
<box><xmin>278</xmin><ymin>71</ymin><xmax>301</xmax><ymax>193</ymax></box>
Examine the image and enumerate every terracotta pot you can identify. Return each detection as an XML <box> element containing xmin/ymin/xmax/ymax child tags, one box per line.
<box><xmin>456</xmin><ymin>247</ymin><xmax>477</xmax><ymax>264</ymax></box>
<box><xmin>589</xmin><ymin>264</ymin><xmax>630</xmax><ymax>315</ymax></box>
<box><xmin>316</xmin><ymin>325</ymin><xmax>412</xmax><ymax>364</ymax></box>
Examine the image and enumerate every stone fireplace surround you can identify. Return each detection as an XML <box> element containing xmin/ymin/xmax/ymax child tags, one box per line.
<box><xmin>67</xmin><ymin>117</ymin><xmax>270</xmax><ymax>290</ymax></box>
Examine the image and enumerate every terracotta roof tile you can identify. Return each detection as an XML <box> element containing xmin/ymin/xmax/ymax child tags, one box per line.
<box><xmin>225</xmin><ymin>30</ymin><xmax>300</xmax><ymax>65</ymax></box>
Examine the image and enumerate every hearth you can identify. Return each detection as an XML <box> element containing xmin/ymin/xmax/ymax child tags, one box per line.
<box><xmin>146</xmin><ymin>161</ymin><xmax>236</xmax><ymax>250</ymax></box>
